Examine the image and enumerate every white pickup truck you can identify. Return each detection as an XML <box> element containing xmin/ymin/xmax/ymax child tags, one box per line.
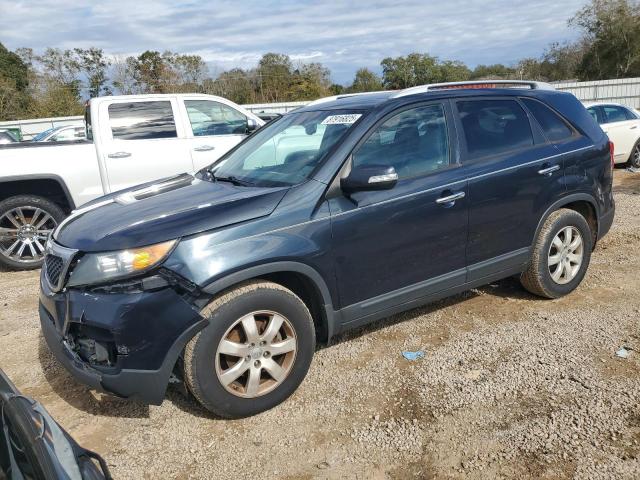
<box><xmin>0</xmin><ymin>93</ymin><xmax>264</xmax><ymax>269</ymax></box>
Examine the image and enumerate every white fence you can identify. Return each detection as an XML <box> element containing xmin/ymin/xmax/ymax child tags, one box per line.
<box><xmin>553</xmin><ymin>78</ymin><xmax>640</xmax><ymax>107</ymax></box>
<box><xmin>3</xmin><ymin>78</ymin><xmax>640</xmax><ymax>140</ymax></box>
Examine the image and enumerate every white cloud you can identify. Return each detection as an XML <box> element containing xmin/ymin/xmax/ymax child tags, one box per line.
<box><xmin>0</xmin><ymin>0</ymin><xmax>586</xmax><ymax>82</ymax></box>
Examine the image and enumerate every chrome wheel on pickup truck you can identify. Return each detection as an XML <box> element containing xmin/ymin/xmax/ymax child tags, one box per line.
<box><xmin>0</xmin><ymin>195</ymin><xmax>65</xmax><ymax>270</ymax></box>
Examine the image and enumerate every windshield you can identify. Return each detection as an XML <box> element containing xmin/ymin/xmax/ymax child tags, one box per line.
<box><xmin>32</xmin><ymin>127</ymin><xmax>57</xmax><ymax>142</ymax></box>
<box><xmin>210</xmin><ymin>110</ymin><xmax>364</xmax><ymax>187</ymax></box>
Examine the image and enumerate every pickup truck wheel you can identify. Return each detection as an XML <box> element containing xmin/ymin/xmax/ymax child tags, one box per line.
<box><xmin>520</xmin><ymin>209</ymin><xmax>593</xmax><ymax>299</ymax></box>
<box><xmin>0</xmin><ymin>195</ymin><xmax>64</xmax><ymax>270</ymax></box>
<box><xmin>184</xmin><ymin>280</ymin><xmax>315</xmax><ymax>418</ymax></box>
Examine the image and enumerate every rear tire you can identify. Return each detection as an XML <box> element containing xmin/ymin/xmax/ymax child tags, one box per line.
<box><xmin>0</xmin><ymin>195</ymin><xmax>65</xmax><ymax>271</ymax></box>
<box><xmin>520</xmin><ymin>209</ymin><xmax>593</xmax><ymax>299</ymax></box>
<box><xmin>184</xmin><ymin>280</ymin><xmax>315</xmax><ymax>418</ymax></box>
<box><xmin>628</xmin><ymin>140</ymin><xmax>640</xmax><ymax>169</ymax></box>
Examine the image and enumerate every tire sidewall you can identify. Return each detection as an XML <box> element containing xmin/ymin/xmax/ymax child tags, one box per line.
<box><xmin>190</xmin><ymin>286</ymin><xmax>315</xmax><ymax>418</ymax></box>
<box><xmin>0</xmin><ymin>195</ymin><xmax>65</xmax><ymax>270</ymax></box>
<box><xmin>631</xmin><ymin>141</ymin><xmax>640</xmax><ymax>168</ymax></box>
<box><xmin>537</xmin><ymin>211</ymin><xmax>593</xmax><ymax>297</ymax></box>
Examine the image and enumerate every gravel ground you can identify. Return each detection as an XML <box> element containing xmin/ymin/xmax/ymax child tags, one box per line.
<box><xmin>0</xmin><ymin>169</ymin><xmax>639</xmax><ymax>479</ymax></box>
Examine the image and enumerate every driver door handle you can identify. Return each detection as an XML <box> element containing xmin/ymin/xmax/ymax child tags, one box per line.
<box><xmin>193</xmin><ymin>145</ymin><xmax>215</xmax><ymax>152</ymax></box>
<box><xmin>107</xmin><ymin>151</ymin><xmax>131</xmax><ymax>159</ymax></box>
<box><xmin>436</xmin><ymin>191</ymin><xmax>466</xmax><ymax>204</ymax></box>
<box><xmin>538</xmin><ymin>165</ymin><xmax>560</xmax><ymax>176</ymax></box>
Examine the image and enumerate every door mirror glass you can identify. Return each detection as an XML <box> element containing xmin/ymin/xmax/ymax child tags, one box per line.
<box><xmin>341</xmin><ymin>164</ymin><xmax>398</xmax><ymax>194</ymax></box>
<box><xmin>246</xmin><ymin>118</ymin><xmax>260</xmax><ymax>133</ymax></box>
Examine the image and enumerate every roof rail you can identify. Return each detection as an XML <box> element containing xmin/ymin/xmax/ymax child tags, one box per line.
<box><xmin>390</xmin><ymin>80</ymin><xmax>555</xmax><ymax>98</ymax></box>
<box><xmin>306</xmin><ymin>90</ymin><xmax>388</xmax><ymax>107</ymax></box>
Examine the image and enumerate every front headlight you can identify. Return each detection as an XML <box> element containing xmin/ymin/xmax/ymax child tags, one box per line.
<box><xmin>67</xmin><ymin>240</ymin><xmax>177</xmax><ymax>287</ymax></box>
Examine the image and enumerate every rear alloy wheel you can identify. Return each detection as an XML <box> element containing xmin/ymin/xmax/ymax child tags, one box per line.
<box><xmin>521</xmin><ymin>208</ymin><xmax>593</xmax><ymax>299</ymax></box>
<box><xmin>0</xmin><ymin>196</ymin><xmax>65</xmax><ymax>270</ymax></box>
<box><xmin>184</xmin><ymin>280</ymin><xmax>315</xmax><ymax>418</ymax></box>
<box><xmin>630</xmin><ymin>142</ymin><xmax>640</xmax><ymax>169</ymax></box>
<box><xmin>547</xmin><ymin>226</ymin><xmax>584</xmax><ymax>285</ymax></box>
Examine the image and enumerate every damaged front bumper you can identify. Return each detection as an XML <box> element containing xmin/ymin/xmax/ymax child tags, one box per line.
<box><xmin>39</xmin><ymin>271</ymin><xmax>207</xmax><ymax>405</ymax></box>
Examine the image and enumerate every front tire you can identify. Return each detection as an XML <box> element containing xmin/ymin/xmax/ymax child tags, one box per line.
<box><xmin>0</xmin><ymin>195</ymin><xmax>65</xmax><ymax>270</ymax></box>
<box><xmin>521</xmin><ymin>209</ymin><xmax>593</xmax><ymax>299</ymax></box>
<box><xmin>184</xmin><ymin>280</ymin><xmax>315</xmax><ymax>418</ymax></box>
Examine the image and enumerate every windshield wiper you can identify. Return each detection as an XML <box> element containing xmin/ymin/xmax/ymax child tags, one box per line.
<box><xmin>211</xmin><ymin>173</ymin><xmax>255</xmax><ymax>187</ymax></box>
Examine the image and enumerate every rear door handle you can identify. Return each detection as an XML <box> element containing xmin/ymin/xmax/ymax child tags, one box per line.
<box><xmin>436</xmin><ymin>191</ymin><xmax>465</xmax><ymax>204</ymax></box>
<box><xmin>630</xmin><ymin>125</ymin><xmax>638</xmax><ymax>130</ymax></box>
<box><xmin>193</xmin><ymin>145</ymin><xmax>215</xmax><ymax>152</ymax></box>
<box><xmin>538</xmin><ymin>165</ymin><xmax>560</xmax><ymax>176</ymax></box>
<box><xmin>107</xmin><ymin>151</ymin><xmax>131</xmax><ymax>159</ymax></box>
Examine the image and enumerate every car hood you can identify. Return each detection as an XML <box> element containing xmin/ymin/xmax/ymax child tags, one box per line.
<box><xmin>54</xmin><ymin>174</ymin><xmax>289</xmax><ymax>252</ymax></box>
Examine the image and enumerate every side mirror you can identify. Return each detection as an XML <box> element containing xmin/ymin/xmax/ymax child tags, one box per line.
<box><xmin>341</xmin><ymin>164</ymin><xmax>398</xmax><ymax>194</ymax></box>
<box><xmin>246</xmin><ymin>118</ymin><xmax>260</xmax><ymax>134</ymax></box>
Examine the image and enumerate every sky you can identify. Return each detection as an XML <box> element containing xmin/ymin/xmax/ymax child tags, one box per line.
<box><xmin>0</xmin><ymin>0</ymin><xmax>587</xmax><ymax>84</ymax></box>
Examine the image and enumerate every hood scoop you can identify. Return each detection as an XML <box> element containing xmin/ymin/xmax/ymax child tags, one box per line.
<box><xmin>115</xmin><ymin>174</ymin><xmax>195</xmax><ymax>205</ymax></box>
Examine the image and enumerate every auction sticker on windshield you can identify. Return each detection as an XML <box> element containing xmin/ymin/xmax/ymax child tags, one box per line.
<box><xmin>321</xmin><ymin>114</ymin><xmax>362</xmax><ymax>125</ymax></box>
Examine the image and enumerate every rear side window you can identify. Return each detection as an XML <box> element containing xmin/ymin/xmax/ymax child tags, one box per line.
<box><xmin>108</xmin><ymin>101</ymin><xmax>177</xmax><ymax>140</ymax></box>
<box><xmin>521</xmin><ymin>98</ymin><xmax>573</xmax><ymax>142</ymax></box>
<box><xmin>603</xmin><ymin>105</ymin><xmax>634</xmax><ymax>123</ymax></box>
<box><xmin>458</xmin><ymin>100</ymin><xmax>533</xmax><ymax>156</ymax></box>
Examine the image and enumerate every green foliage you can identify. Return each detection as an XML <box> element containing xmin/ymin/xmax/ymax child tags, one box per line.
<box><xmin>470</xmin><ymin>64</ymin><xmax>517</xmax><ymax>80</ymax></box>
<box><xmin>349</xmin><ymin>68</ymin><xmax>383</xmax><ymax>92</ymax></box>
<box><xmin>74</xmin><ymin>47</ymin><xmax>111</xmax><ymax>97</ymax></box>
<box><xmin>381</xmin><ymin>53</ymin><xmax>471</xmax><ymax>88</ymax></box>
<box><xmin>0</xmin><ymin>42</ymin><xmax>29</xmax><ymax>91</ymax></box>
<box><xmin>571</xmin><ymin>0</ymin><xmax>640</xmax><ymax>79</ymax></box>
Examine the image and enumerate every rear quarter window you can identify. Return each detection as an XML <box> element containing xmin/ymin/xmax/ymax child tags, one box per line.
<box><xmin>457</xmin><ymin>99</ymin><xmax>534</xmax><ymax>156</ymax></box>
<box><xmin>521</xmin><ymin>98</ymin><xmax>573</xmax><ymax>142</ymax></box>
<box><xmin>108</xmin><ymin>101</ymin><xmax>177</xmax><ymax>140</ymax></box>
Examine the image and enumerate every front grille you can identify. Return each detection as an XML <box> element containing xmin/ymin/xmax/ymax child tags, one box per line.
<box><xmin>45</xmin><ymin>254</ymin><xmax>64</xmax><ymax>286</ymax></box>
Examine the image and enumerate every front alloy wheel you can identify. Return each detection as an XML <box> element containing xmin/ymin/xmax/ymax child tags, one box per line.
<box><xmin>184</xmin><ymin>281</ymin><xmax>315</xmax><ymax>418</ymax></box>
<box><xmin>216</xmin><ymin>310</ymin><xmax>298</xmax><ymax>398</ymax></box>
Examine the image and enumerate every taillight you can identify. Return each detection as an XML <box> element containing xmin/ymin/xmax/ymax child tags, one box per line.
<box><xmin>609</xmin><ymin>141</ymin><xmax>615</xmax><ymax>169</ymax></box>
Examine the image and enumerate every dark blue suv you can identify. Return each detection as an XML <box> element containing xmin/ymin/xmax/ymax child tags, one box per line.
<box><xmin>39</xmin><ymin>81</ymin><xmax>615</xmax><ymax>418</ymax></box>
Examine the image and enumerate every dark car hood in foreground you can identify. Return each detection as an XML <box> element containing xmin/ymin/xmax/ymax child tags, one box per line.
<box><xmin>55</xmin><ymin>174</ymin><xmax>289</xmax><ymax>252</ymax></box>
<box><xmin>0</xmin><ymin>368</ymin><xmax>110</xmax><ymax>479</ymax></box>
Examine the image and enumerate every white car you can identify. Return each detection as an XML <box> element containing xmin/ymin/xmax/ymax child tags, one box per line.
<box><xmin>0</xmin><ymin>93</ymin><xmax>264</xmax><ymax>269</ymax></box>
<box><xmin>0</xmin><ymin>129</ymin><xmax>18</xmax><ymax>144</ymax></box>
<box><xmin>585</xmin><ymin>102</ymin><xmax>640</xmax><ymax>168</ymax></box>
<box><xmin>31</xmin><ymin>125</ymin><xmax>86</xmax><ymax>142</ymax></box>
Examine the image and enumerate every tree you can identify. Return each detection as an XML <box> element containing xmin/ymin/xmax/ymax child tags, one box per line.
<box><xmin>288</xmin><ymin>62</ymin><xmax>331</xmax><ymax>100</ymax></box>
<box><xmin>132</xmin><ymin>50</ymin><xmax>173</xmax><ymax>93</ymax></box>
<box><xmin>256</xmin><ymin>53</ymin><xmax>293</xmax><ymax>102</ymax></box>
<box><xmin>470</xmin><ymin>64</ymin><xmax>517</xmax><ymax>80</ymax></box>
<box><xmin>205</xmin><ymin>68</ymin><xmax>255</xmax><ymax>104</ymax></box>
<box><xmin>381</xmin><ymin>53</ymin><xmax>470</xmax><ymax>89</ymax></box>
<box><xmin>74</xmin><ymin>48</ymin><xmax>111</xmax><ymax>97</ymax></box>
<box><xmin>0</xmin><ymin>42</ymin><xmax>29</xmax><ymax>91</ymax></box>
<box><xmin>349</xmin><ymin>68</ymin><xmax>382</xmax><ymax>92</ymax></box>
<box><xmin>571</xmin><ymin>0</ymin><xmax>640</xmax><ymax>80</ymax></box>
<box><xmin>111</xmin><ymin>55</ymin><xmax>139</xmax><ymax>94</ymax></box>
